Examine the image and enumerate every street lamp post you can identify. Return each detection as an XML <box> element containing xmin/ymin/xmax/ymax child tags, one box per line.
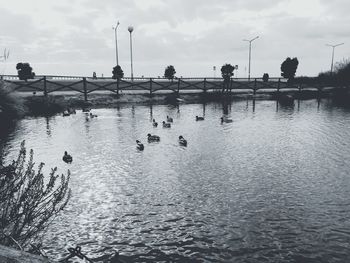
<box><xmin>326</xmin><ymin>43</ymin><xmax>344</xmax><ymax>74</ymax></box>
<box><xmin>112</xmin><ymin>21</ymin><xmax>120</xmax><ymax>66</ymax></box>
<box><xmin>243</xmin><ymin>36</ymin><xmax>259</xmax><ymax>81</ymax></box>
<box><xmin>128</xmin><ymin>26</ymin><xmax>134</xmax><ymax>81</ymax></box>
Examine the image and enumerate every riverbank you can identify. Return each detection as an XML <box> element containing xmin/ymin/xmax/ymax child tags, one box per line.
<box><xmin>0</xmin><ymin>245</ymin><xmax>51</xmax><ymax>263</ymax></box>
<box><xmin>1</xmin><ymin>86</ymin><xmax>349</xmax><ymax>124</ymax></box>
<box><xmin>17</xmin><ymin>86</ymin><xmax>350</xmax><ymax>109</ymax></box>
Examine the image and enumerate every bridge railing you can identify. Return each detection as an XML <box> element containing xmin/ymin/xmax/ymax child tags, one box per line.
<box><xmin>0</xmin><ymin>74</ymin><xmax>343</xmax><ymax>101</ymax></box>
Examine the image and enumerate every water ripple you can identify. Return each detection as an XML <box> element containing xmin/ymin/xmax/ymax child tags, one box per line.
<box><xmin>1</xmin><ymin>100</ymin><xmax>350</xmax><ymax>262</ymax></box>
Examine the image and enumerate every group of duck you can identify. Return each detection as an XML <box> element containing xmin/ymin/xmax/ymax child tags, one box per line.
<box><xmin>62</xmin><ymin>108</ymin><xmax>76</xmax><ymax>116</ymax></box>
<box><xmin>62</xmin><ymin>110</ymin><xmax>234</xmax><ymax>161</ymax></box>
<box><xmin>135</xmin><ymin>115</ymin><xmax>233</xmax><ymax>151</ymax></box>
<box><xmin>82</xmin><ymin>108</ymin><xmax>98</xmax><ymax>119</ymax></box>
<box><xmin>136</xmin><ymin>115</ymin><xmax>188</xmax><ymax>151</ymax></box>
<box><xmin>63</xmin><ymin>107</ymin><xmax>98</xmax><ymax>118</ymax></box>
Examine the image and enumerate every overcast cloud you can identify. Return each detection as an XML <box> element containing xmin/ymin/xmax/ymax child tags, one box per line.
<box><xmin>0</xmin><ymin>0</ymin><xmax>349</xmax><ymax>78</ymax></box>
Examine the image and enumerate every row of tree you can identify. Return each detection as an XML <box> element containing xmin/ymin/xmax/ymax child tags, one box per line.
<box><xmin>17</xmin><ymin>57</ymin><xmax>299</xmax><ymax>81</ymax></box>
<box><xmin>111</xmin><ymin>57</ymin><xmax>299</xmax><ymax>81</ymax></box>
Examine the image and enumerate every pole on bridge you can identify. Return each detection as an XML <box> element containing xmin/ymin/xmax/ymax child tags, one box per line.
<box><xmin>43</xmin><ymin>76</ymin><xmax>47</xmax><ymax>97</ymax></box>
<box><xmin>83</xmin><ymin>77</ymin><xmax>88</xmax><ymax>101</ymax></box>
<box><xmin>203</xmin><ymin>78</ymin><xmax>207</xmax><ymax>93</ymax></box>
<box><xmin>149</xmin><ymin>78</ymin><xmax>153</xmax><ymax>97</ymax></box>
<box><xmin>116</xmin><ymin>79</ymin><xmax>119</xmax><ymax>97</ymax></box>
<box><xmin>253</xmin><ymin>78</ymin><xmax>257</xmax><ymax>95</ymax></box>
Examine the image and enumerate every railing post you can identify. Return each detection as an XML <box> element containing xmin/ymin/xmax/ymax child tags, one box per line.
<box><xmin>83</xmin><ymin>77</ymin><xmax>88</xmax><ymax>101</ymax></box>
<box><xmin>277</xmin><ymin>78</ymin><xmax>281</xmax><ymax>93</ymax></box>
<box><xmin>203</xmin><ymin>78</ymin><xmax>207</xmax><ymax>93</ymax></box>
<box><xmin>318</xmin><ymin>86</ymin><xmax>322</xmax><ymax>97</ymax></box>
<box><xmin>177</xmin><ymin>78</ymin><xmax>181</xmax><ymax>93</ymax></box>
<box><xmin>253</xmin><ymin>78</ymin><xmax>257</xmax><ymax>95</ymax></box>
<box><xmin>43</xmin><ymin>76</ymin><xmax>48</xmax><ymax>97</ymax></box>
<box><xmin>149</xmin><ymin>78</ymin><xmax>153</xmax><ymax>97</ymax></box>
<box><xmin>116</xmin><ymin>79</ymin><xmax>119</xmax><ymax>96</ymax></box>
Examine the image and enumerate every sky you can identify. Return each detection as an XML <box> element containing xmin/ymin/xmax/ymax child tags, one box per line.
<box><xmin>0</xmin><ymin>0</ymin><xmax>349</xmax><ymax>78</ymax></box>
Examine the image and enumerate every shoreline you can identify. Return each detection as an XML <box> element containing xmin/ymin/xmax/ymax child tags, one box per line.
<box><xmin>18</xmin><ymin>87</ymin><xmax>350</xmax><ymax>109</ymax></box>
<box><xmin>1</xmin><ymin>87</ymin><xmax>349</xmax><ymax>125</ymax></box>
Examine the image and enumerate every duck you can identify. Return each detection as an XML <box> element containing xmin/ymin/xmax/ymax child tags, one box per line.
<box><xmin>147</xmin><ymin>133</ymin><xmax>160</xmax><ymax>142</ymax></box>
<box><xmin>162</xmin><ymin>121</ymin><xmax>171</xmax><ymax>128</ymax></box>
<box><xmin>196</xmin><ymin>116</ymin><xmax>204</xmax><ymax>121</ymax></box>
<box><xmin>178</xmin><ymin>135</ymin><xmax>187</xmax><ymax>146</ymax></box>
<box><xmin>90</xmin><ymin>112</ymin><xmax>98</xmax><ymax>118</ymax></box>
<box><xmin>82</xmin><ymin>107</ymin><xmax>91</xmax><ymax>113</ymax></box>
<box><xmin>166</xmin><ymin>116</ymin><xmax>173</xmax><ymax>122</ymax></box>
<box><xmin>136</xmin><ymin>140</ymin><xmax>144</xmax><ymax>151</ymax></box>
<box><xmin>62</xmin><ymin>151</ymin><xmax>73</xmax><ymax>163</ymax></box>
<box><xmin>221</xmin><ymin>117</ymin><xmax>233</xmax><ymax>123</ymax></box>
<box><xmin>62</xmin><ymin>110</ymin><xmax>70</xmax><ymax>117</ymax></box>
<box><xmin>68</xmin><ymin>108</ymin><xmax>76</xmax><ymax>114</ymax></box>
<box><xmin>152</xmin><ymin>119</ymin><xmax>158</xmax><ymax>127</ymax></box>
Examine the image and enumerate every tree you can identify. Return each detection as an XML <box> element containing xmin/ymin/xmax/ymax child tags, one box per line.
<box><xmin>112</xmin><ymin>65</ymin><xmax>124</xmax><ymax>80</ymax></box>
<box><xmin>164</xmin><ymin>65</ymin><xmax>176</xmax><ymax>80</ymax></box>
<box><xmin>280</xmin><ymin>57</ymin><xmax>299</xmax><ymax>81</ymax></box>
<box><xmin>263</xmin><ymin>73</ymin><xmax>269</xmax><ymax>82</ymax></box>
<box><xmin>221</xmin><ymin>64</ymin><xmax>235</xmax><ymax>92</ymax></box>
<box><xmin>0</xmin><ymin>141</ymin><xmax>71</xmax><ymax>249</ymax></box>
<box><xmin>16</xmin><ymin>63</ymin><xmax>35</xmax><ymax>81</ymax></box>
<box><xmin>334</xmin><ymin>59</ymin><xmax>350</xmax><ymax>85</ymax></box>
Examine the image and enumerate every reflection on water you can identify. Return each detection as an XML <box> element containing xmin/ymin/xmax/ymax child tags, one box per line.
<box><xmin>1</xmin><ymin>99</ymin><xmax>350</xmax><ymax>263</ymax></box>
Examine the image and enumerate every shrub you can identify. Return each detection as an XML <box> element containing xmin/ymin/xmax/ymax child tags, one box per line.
<box><xmin>221</xmin><ymin>64</ymin><xmax>235</xmax><ymax>92</ymax></box>
<box><xmin>25</xmin><ymin>96</ymin><xmax>66</xmax><ymax>116</ymax></box>
<box><xmin>164</xmin><ymin>65</ymin><xmax>176</xmax><ymax>80</ymax></box>
<box><xmin>16</xmin><ymin>63</ymin><xmax>35</xmax><ymax>81</ymax></box>
<box><xmin>263</xmin><ymin>73</ymin><xmax>269</xmax><ymax>82</ymax></box>
<box><xmin>0</xmin><ymin>141</ymin><xmax>71</xmax><ymax>249</ymax></box>
<box><xmin>112</xmin><ymin>65</ymin><xmax>124</xmax><ymax>80</ymax></box>
<box><xmin>0</xmin><ymin>81</ymin><xmax>25</xmax><ymax>122</ymax></box>
<box><xmin>281</xmin><ymin>57</ymin><xmax>299</xmax><ymax>81</ymax></box>
<box><xmin>334</xmin><ymin>59</ymin><xmax>350</xmax><ymax>85</ymax></box>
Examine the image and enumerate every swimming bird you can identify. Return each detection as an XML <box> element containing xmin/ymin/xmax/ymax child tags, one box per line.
<box><xmin>82</xmin><ymin>107</ymin><xmax>91</xmax><ymax>113</ymax></box>
<box><xmin>90</xmin><ymin>112</ymin><xmax>98</xmax><ymax>118</ymax></box>
<box><xmin>153</xmin><ymin>119</ymin><xmax>158</xmax><ymax>127</ymax></box>
<box><xmin>62</xmin><ymin>110</ymin><xmax>70</xmax><ymax>117</ymax></box>
<box><xmin>162</xmin><ymin>121</ymin><xmax>171</xmax><ymax>128</ymax></box>
<box><xmin>136</xmin><ymin>140</ymin><xmax>144</xmax><ymax>151</ymax></box>
<box><xmin>196</xmin><ymin>116</ymin><xmax>204</xmax><ymax>121</ymax></box>
<box><xmin>68</xmin><ymin>108</ymin><xmax>76</xmax><ymax>114</ymax></box>
<box><xmin>221</xmin><ymin>117</ymin><xmax>233</xmax><ymax>123</ymax></box>
<box><xmin>62</xmin><ymin>151</ymin><xmax>73</xmax><ymax>163</ymax></box>
<box><xmin>147</xmin><ymin>133</ymin><xmax>160</xmax><ymax>142</ymax></box>
<box><xmin>167</xmin><ymin>116</ymin><xmax>173</xmax><ymax>122</ymax></box>
<box><xmin>178</xmin><ymin>135</ymin><xmax>187</xmax><ymax>146</ymax></box>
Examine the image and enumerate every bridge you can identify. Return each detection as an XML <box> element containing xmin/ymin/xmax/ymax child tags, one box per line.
<box><xmin>0</xmin><ymin>74</ymin><xmax>340</xmax><ymax>101</ymax></box>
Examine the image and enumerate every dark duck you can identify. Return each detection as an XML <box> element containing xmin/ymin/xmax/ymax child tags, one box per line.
<box><xmin>178</xmin><ymin>135</ymin><xmax>187</xmax><ymax>146</ymax></box>
<box><xmin>62</xmin><ymin>151</ymin><xmax>73</xmax><ymax>163</ymax></box>
<box><xmin>147</xmin><ymin>133</ymin><xmax>160</xmax><ymax>142</ymax></box>
<box><xmin>136</xmin><ymin>140</ymin><xmax>144</xmax><ymax>151</ymax></box>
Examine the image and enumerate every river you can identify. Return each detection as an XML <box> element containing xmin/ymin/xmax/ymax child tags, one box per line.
<box><xmin>1</xmin><ymin>98</ymin><xmax>350</xmax><ymax>262</ymax></box>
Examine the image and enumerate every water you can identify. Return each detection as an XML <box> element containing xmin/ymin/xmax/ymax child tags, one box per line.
<box><xmin>1</xmin><ymin>99</ymin><xmax>350</xmax><ymax>262</ymax></box>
